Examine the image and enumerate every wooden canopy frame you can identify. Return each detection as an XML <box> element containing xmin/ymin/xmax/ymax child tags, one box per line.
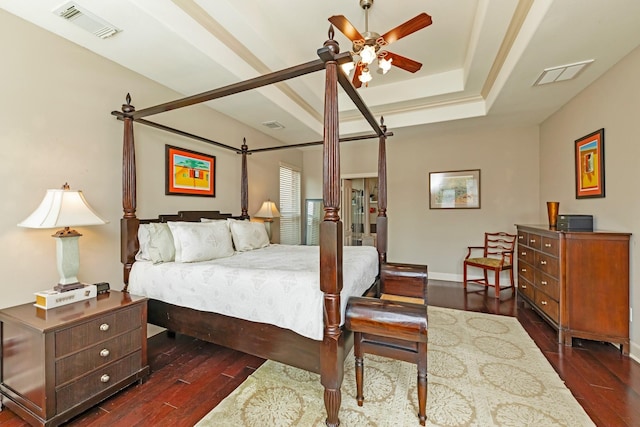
<box><xmin>112</xmin><ymin>30</ymin><xmax>392</xmax><ymax>426</ymax></box>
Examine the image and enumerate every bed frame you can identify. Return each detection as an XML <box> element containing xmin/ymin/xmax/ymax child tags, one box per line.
<box><xmin>113</xmin><ymin>30</ymin><xmax>394</xmax><ymax>426</ymax></box>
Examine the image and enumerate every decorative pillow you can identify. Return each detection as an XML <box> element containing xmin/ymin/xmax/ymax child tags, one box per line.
<box><xmin>168</xmin><ymin>221</ymin><xmax>234</xmax><ymax>262</ymax></box>
<box><xmin>227</xmin><ymin>218</ymin><xmax>270</xmax><ymax>252</ymax></box>
<box><xmin>136</xmin><ymin>223</ymin><xmax>175</xmax><ymax>264</ymax></box>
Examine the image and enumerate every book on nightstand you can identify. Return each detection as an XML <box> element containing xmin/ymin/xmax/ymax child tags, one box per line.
<box><xmin>34</xmin><ymin>284</ymin><xmax>97</xmax><ymax>310</ymax></box>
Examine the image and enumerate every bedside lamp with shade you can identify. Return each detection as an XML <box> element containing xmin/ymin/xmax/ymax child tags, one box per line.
<box><xmin>18</xmin><ymin>183</ymin><xmax>108</xmax><ymax>292</ymax></box>
<box><xmin>253</xmin><ymin>200</ymin><xmax>280</xmax><ymax>241</ymax></box>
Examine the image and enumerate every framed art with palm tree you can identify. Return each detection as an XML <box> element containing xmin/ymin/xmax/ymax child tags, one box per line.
<box><xmin>165</xmin><ymin>145</ymin><xmax>216</xmax><ymax>197</ymax></box>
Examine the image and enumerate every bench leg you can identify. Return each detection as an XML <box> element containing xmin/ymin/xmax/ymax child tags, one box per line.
<box><xmin>417</xmin><ymin>342</ymin><xmax>428</xmax><ymax>426</ymax></box>
<box><xmin>354</xmin><ymin>332</ymin><xmax>364</xmax><ymax>406</ymax></box>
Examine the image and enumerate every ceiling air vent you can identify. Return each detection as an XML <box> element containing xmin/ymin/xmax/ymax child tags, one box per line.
<box><xmin>53</xmin><ymin>2</ymin><xmax>120</xmax><ymax>39</ymax></box>
<box><xmin>533</xmin><ymin>60</ymin><xmax>594</xmax><ymax>86</ymax></box>
<box><xmin>262</xmin><ymin>121</ymin><xmax>285</xmax><ymax>130</ymax></box>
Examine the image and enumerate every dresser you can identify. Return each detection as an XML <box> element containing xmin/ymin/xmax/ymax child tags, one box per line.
<box><xmin>516</xmin><ymin>225</ymin><xmax>630</xmax><ymax>354</ymax></box>
<box><xmin>0</xmin><ymin>290</ymin><xmax>149</xmax><ymax>426</ymax></box>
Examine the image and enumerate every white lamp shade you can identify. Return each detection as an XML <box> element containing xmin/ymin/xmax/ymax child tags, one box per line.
<box><xmin>253</xmin><ymin>200</ymin><xmax>281</xmax><ymax>219</ymax></box>
<box><xmin>18</xmin><ymin>188</ymin><xmax>108</xmax><ymax>229</ymax></box>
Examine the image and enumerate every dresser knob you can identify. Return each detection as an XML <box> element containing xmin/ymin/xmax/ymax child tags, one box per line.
<box><xmin>530</xmin><ymin>239</ymin><xmax>536</xmax><ymax>243</ymax></box>
<box><xmin>100</xmin><ymin>374</ymin><xmax>110</xmax><ymax>383</ymax></box>
<box><xmin>518</xmin><ymin>235</ymin><xmax>523</xmax><ymax>239</ymax></box>
<box><xmin>521</xmin><ymin>268</ymin><xmax>527</xmax><ymax>272</ymax></box>
<box><xmin>541</xmin><ymin>281</ymin><xmax>547</xmax><ymax>285</ymax></box>
<box><xmin>521</xmin><ymin>251</ymin><xmax>527</xmax><ymax>256</ymax></box>
<box><xmin>544</xmin><ymin>243</ymin><xmax>551</xmax><ymax>247</ymax></box>
<box><xmin>541</xmin><ymin>300</ymin><xmax>548</xmax><ymax>305</ymax></box>
<box><xmin>521</xmin><ymin>285</ymin><xmax>527</xmax><ymax>289</ymax></box>
<box><xmin>540</xmin><ymin>260</ymin><xmax>547</xmax><ymax>265</ymax></box>
<box><xmin>100</xmin><ymin>349</ymin><xmax>110</xmax><ymax>357</ymax></box>
<box><xmin>99</xmin><ymin>323</ymin><xmax>110</xmax><ymax>332</ymax></box>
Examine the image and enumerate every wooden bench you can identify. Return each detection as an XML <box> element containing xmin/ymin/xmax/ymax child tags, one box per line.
<box><xmin>345</xmin><ymin>262</ymin><xmax>428</xmax><ymax>425</ymax></box>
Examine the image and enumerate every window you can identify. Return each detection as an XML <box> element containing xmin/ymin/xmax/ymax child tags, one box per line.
<box><xmin>279</xmin><ymin>163</ymin><xmax>301</xmax><ymax>244</ymax></box>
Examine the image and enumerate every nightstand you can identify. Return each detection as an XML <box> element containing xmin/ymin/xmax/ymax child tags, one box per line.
<box><xmin>0</xmin><ymin>290</ymin><xmax>149</xmax><ymax>426</ymax></box>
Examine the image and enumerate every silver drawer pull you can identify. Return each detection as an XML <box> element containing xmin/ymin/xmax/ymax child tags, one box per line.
<box><xmin>544</xmin><ymin>243</ymin><xmax>551</xmax><ymax>247</ymax></box>
<box><xmin>541</xmin><ymin>281</ymin><xmax>548</xmax><ymax>285</ymax></box>
<box><xmin>521</xmin><ymin>285</ymin><xmax>527</xmax><ymax>289</ymax></box>
<box><xmin>99</xmin><ymin>323</ymin><xmax>110</xmax><ymax>332</ymax></box>
<box><xmin>541</xmin><ymin>300</ymin><xmax>548</xmax><ymax>305</ymax></box>
<box><xmin>518</xmin><ymin>235</ymin><xmax>523</xmax><ymax>239</ymax></box>
<box><xmin>521</xmin><ymin>251</ymin><xmax>527</xmax><ymax>256</ymax></box>
<box><xmin>540</xmin><ymin>260</ymin><xmax>547</xmax><ymax>265</ymax></box>
<box><xmin>530</xmin><ymin>239</ymin><xmax>536</xmax><ymax>243</ymax></box>
<box><xmin>521</xmin><ymin>268</ymin><xmax>527</xmax><ymax>272</ymax></box>
<box><xmin>100</xmin><ymin>349</ymin><xmax>110</xmax><ymax>358</ymax></box>
<box><xmin>100</xmin><ymin>374</ymin><xmax>110</xmax><ymax>383</ymax></box>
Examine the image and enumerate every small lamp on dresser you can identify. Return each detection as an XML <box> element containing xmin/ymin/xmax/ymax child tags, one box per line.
<box><xmin>253</xmin><ymin>199</ymin><xmax>280</xmax><ymax>242</ymax></box>
<box><xmin>18</xmin><ymin>183</ymin><xmax>108</xmax><ymax>292</ymax></box>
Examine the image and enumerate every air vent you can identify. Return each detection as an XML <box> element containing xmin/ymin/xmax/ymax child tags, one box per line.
<box><xmin>533</xmin><ymin>60</ymin><xmax>594</xmax><ymax>86</ymax></box>
<box><xmin>262</xmin><ymin>121</ymin><xmax>285</xmax><ymax>130</ymax></box>
<box><xmin>53</xmin><ymin>2</ymin><xmax>120</xmax><ymax>39</ymax></box>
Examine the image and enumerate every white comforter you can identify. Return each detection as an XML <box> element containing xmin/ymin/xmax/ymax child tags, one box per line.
<box><xmin>128</xmin><ymin>244</ymin><xmax>379</xmax><ymax>340</ymax></box>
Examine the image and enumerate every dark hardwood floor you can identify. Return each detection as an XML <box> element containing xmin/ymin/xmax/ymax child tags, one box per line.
<box><xmin>1</xmin><ymin>280</ymin><xmax>638</xmax><ymax>426</ymax></box>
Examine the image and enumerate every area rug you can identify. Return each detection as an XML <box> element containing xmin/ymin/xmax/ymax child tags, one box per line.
<box><xmin>196</xmin><ymin>306</ymin><xmax>595</xmax><ymax>426</ymax></box>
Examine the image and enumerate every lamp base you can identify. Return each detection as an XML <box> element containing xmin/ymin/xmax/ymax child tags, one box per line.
<box><xmin>54</xmin><ymin>282</ymin><xmax>85</xmax><ymax>292</ymax></box>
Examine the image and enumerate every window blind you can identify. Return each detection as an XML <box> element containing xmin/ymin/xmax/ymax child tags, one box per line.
<box><xmin>279</xmin><ymin>163</ymin><xmax>301</xmax><ymax>244</ymax></box>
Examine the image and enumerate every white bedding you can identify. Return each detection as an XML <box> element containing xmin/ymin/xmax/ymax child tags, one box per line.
<box><xmin>128</xmin><ymin>244</ymin><xmax>379</xmax><ymax>340</ymax></box>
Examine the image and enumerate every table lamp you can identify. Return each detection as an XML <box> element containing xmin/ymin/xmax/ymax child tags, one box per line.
<box><xmin>18</xmin><ymin>183</ymin><xmax>108</xmax><ymax>292</ymax></box>
<box><xmin>253</xmin><ymin>200</ymin><xmax>280</xmax><ymax>241</ymax></box>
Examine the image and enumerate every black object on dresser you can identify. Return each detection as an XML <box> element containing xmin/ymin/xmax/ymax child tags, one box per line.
<box><xmin>516</xmin><ymin>224</ymin><xmax>630</xmax><ymax>354</ymax></box>
<box><xmin>0</xmin><ymin>290</ymin><xmax>149</xmax><ymax>426</ymax></box>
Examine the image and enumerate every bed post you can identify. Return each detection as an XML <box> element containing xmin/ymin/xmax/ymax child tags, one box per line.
<box><xmin>240</xmin><ymin>138</ymin><xmax>249</xmax><ymax>219</ymax></box>
<box><xmin>318</xmin><ymin>30</ymin><xmax>344</xmax><ymax>427</ymax></box>
<box><xmin>121</xmin><ymin>93</ymin><xmax>139</xmax><ymax>291</ymax></box>
<box><xmin>376</xmin><ymin>117</ymin><xmax>388</xmax><ymax>265</ymax></box>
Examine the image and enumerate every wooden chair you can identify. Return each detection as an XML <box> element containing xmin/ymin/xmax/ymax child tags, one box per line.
<box><xmin>463</xmin><ymin>232</ymin><xmax>516</xmax><ymax>298</ymax></box>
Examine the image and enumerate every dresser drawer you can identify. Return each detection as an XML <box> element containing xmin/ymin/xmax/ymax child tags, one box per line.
<box><xmin>526</xmin><ymin>233</ymin><xmax>541</xmax><ymax>250</ymax></box>
<box><xmin>56</xmin><ymin>350</ymin><xmax>142</xmax><ymax>413</ymax></box>
<box><xmin>518</xmin><ymin>246</ymin><xmax>535</xmax><ymax>265</ymax></box>
<box><xmin>541</xmin><ymin>236</ymin><xmax>559</xmax><ymax>256</ymax></box>
<box><xmin>535</xmin><ymin>252</ymin><xmax>559</xmax><ymax>277</ymax></box>
<box><xmin>56</xmin><ymin>328</ymin><xmax>142</xmax><ymax>386</ymax></box>
<box><xmin>535</xmin><ymin>290</ymin><xmax>559</xmax><ymax>323</ymax></box>
<box><xmin>535</xmin><ymin>271</ymin><xmax>559</xmax><ymax>301</ymax></box>
<box><xmin>517</xmin><ymin>231</ymin><xmax>528</xmax><ymax>247</ymax></box>
<box><xmin>518</xmin><ymin>280</ymin><xmax>534</xmax><ymax>301</ymax></box>
<box><xmin>55</xmin><ymin>305</ymin><xmax>143</xmax><ymax>357</ymax></box>
<box><xmin>518</xmin><ymin>260</ymin><xmax>534</xmax><ymax>284</ymax></box>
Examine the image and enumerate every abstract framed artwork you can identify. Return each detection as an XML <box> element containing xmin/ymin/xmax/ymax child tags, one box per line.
<box><xmin>429</xmin><ymin>169</ymin><xmax>480</xmax><ymax>209</ymax></box>
<box><xmin>574</xmin><ymin>128</ymin><xmax>605</xmax><ymax>199</ymax></box>
<box><xmin>165</xmin><ymin>145</ymin><xmax>215</xmax><ymax>197</ymax></box>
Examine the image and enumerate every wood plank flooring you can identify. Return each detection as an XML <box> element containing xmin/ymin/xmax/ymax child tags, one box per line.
<box><xmin>1</xmin><ymin>280</ymin><xmax>638</xmax><ymax>426</ymax></box>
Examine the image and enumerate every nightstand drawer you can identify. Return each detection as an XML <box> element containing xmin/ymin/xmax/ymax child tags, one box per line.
<box><xmin>56</xmin><ymin>328</ymin><xmax>142</xmax><ymax>385</ymax></box>
<box><xmin>55</xmin><ymin>305</ymin><xmax>143</xmax><ymax>357</ymax></box>
<box><xmin>56</xmin><ymin>350</ymin><xmax>142</xmax><ymax>413</ymax></box>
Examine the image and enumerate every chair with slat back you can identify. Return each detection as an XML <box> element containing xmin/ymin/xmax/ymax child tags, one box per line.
<box><xmin>463</xmin><ymin>232</ymin><xmax>516</xmax><ymax>298</ymax></box>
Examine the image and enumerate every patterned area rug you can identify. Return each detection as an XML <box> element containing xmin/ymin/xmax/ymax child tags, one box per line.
<box><xmin>196</xmin><ymin>306</ymin><xmax>595</xmax><ymax>426</ymax></box>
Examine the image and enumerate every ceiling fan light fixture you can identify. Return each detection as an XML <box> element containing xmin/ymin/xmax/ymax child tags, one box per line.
<box><xmin>358</xmin><ymin>68</ymin><xmax>373</xmax><ymax>83</ymax></box>
<box><xmin>342</xmin><ymin>61</ymin><xmax>355</xmax><ymax>74</ymax></box>
<box><xmin>360</xmin><ymin>45</ymin><xmax>377</xmax><ymax>65</ymax></box>
<box><xmin>379</xmin><ymin>57</ymin><xmax>393</xmax><ymax>74</ymax></box>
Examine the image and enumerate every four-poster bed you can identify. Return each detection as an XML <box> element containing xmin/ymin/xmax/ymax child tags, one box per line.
<box><xmin>112</xmin><ymin>30</ymin><xmax>401</xmax><ymax>426</ymax></box>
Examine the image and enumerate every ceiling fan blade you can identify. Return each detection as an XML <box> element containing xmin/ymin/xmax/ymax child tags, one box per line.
<box><xmin>383</xmin><ymin>51</ymin><xmax>422</xmax><ymax>73</ymax></box>
<box><xmin>352</xmin><ymin>63</ymin><xmax>364</xmax><ymax>88</ymax></box>
<box><xmin>381</xmin><ymin>13</ymin><xmax>432</xmax><ymax>45</ymax></box>
<box><xmin>328</xmin><ymin>15</ymin><xmax>364</xmax><ymax>42</ymax></box>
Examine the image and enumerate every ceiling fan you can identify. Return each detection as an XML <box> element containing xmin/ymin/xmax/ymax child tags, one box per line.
<box><xmin>329</xmin><ymin>0</ymin><xmax>432</xmax><ymax>88</ymax></box>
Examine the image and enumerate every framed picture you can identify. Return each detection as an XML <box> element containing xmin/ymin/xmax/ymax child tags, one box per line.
<box><xmin>165</xmin><ymin>145</ymin><xmax>216</xmax><ymax>197</ymax></box>
<box><xmin>429</xmin><ymin>169</ymin><xmax>480</xmax><ymax>209</ymax></box>
<box><xmin>574</xmin><ymin>128</ymin><xmax>605</xmax><ymax>199</ymax></box>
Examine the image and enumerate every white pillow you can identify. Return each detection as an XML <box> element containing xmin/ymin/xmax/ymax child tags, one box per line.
<box><xmin>136</xmin><ymin>223</ymin><xmax>175</xmax><ymax>264</ymax></box>
<box><xmin>168</xmin><ymin>221</ymin><xmax>234</xmax><ymax>262</ymax></box>
<box><xmin>227</xmin><ymin>218</ymin><xmax>270</xmax><ymax>252</ymax></box>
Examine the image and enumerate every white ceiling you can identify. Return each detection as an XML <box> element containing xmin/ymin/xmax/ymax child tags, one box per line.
<box><xmin>4</xmin><ymin>0</ymin><xmax>640</xmax><ymax>146</ymax></box>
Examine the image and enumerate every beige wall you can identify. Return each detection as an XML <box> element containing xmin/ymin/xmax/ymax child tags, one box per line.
<box><xmin>540</xmin><ymin>45</ymin><xmax>640</xmax><ymax>356</ymax></box>
<box><xmin>0</xmin><ymin>10</ymin><xmax>299</xmax><ymax>308</ymax></box>
<box><xmin>303</xmin><ymin>124</ymin><xmax>540</xmax><ymax>279</ymax></box>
